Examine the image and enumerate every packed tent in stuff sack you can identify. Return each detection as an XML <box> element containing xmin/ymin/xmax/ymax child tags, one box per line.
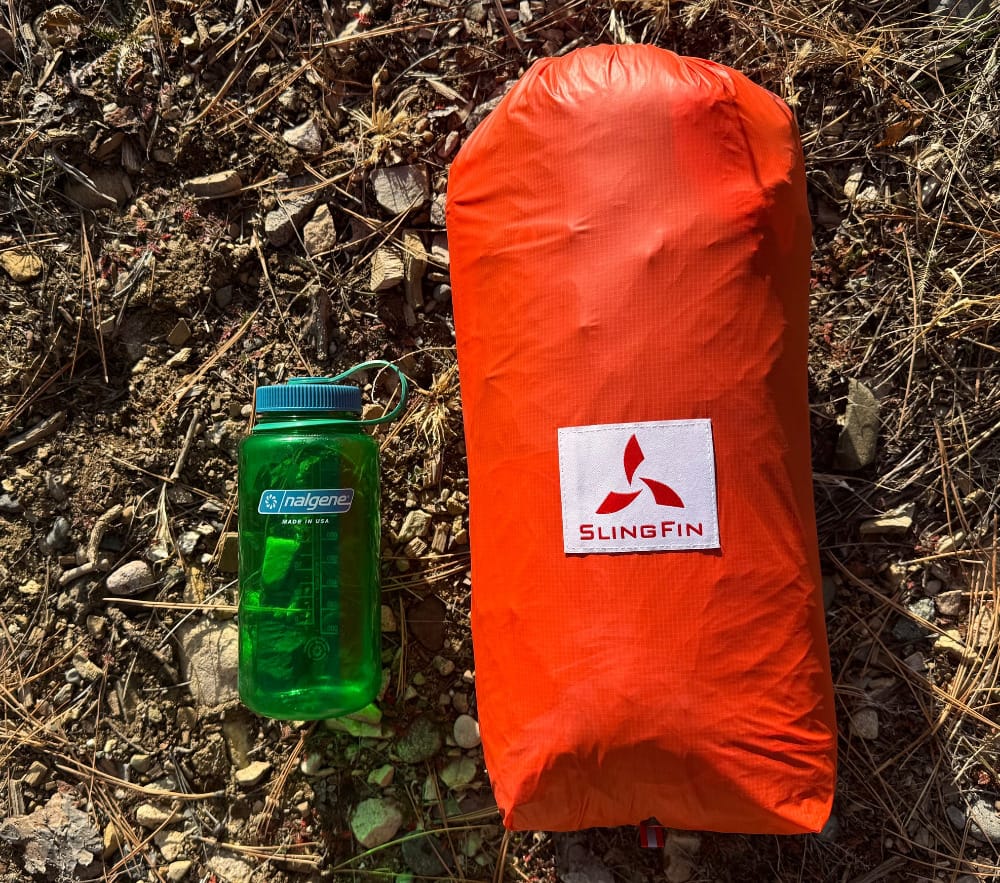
<box><xmin>445</xmin><ymin>44</ymin><xmax>837</xmax><ymax>834</ymax></box>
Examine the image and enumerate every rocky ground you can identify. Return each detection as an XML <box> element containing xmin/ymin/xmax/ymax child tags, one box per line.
<box><xmin>2</xmin><ymin>0</ymin><xmax>1000</xmax><ymax>881</ymax></box>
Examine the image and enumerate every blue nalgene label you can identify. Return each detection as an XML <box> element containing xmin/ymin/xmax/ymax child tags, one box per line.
<box><xmin>258</xmin><ymin>489</ymin><xmax>354</xmax><ymax>515</ymax></box>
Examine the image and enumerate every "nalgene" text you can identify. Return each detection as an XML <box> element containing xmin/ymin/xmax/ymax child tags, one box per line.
<box><xmin>258</xmin><ymin>489</ymin><xmax>354</xmax><ymax>515</ymax></box>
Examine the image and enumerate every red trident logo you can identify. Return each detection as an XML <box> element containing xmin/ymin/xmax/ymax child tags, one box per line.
<box><xmin>596</xmin><ymin>434</ymin><xmax>685</xmax><ymax>515</ymax></box>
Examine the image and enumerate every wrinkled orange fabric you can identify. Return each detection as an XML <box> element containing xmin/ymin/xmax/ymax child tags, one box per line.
<box><xmin>446</xmin><ymin>45</ymin><xmax>836</xmax><ymax>834</ymax></box>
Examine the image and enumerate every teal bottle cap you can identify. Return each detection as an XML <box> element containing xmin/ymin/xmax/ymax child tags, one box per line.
<box><xmin>255</xmin><ymin>377</ymin><xmax>363</xmax><ymax>413</ymax></box>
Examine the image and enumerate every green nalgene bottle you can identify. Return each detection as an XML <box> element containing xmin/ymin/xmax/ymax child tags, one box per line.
<box><xmin>237</xmin><ymin>362</ymin><xmax>407</xmax><ymax>719</ymax></box>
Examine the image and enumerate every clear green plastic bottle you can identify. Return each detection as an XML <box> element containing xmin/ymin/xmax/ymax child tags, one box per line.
<box><xmin>237</xmin><ymin>365</ymin><xmax>406</xmax><ymax>720</ymax></box>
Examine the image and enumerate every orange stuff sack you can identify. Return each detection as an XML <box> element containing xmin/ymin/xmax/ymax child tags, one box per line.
<box><xmin>445</xmin><ymin>45</ymin><xmax>836</xmax><ymax>834</ymax></box>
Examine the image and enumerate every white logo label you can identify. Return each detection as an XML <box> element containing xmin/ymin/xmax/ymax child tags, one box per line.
<box><xmin>557</xmin><ymin>419</ymin><xmax>719</xmax><ymax>554</ymax></box>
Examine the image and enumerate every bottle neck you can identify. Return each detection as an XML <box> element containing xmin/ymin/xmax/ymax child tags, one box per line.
<box><xmin>252</xmin><ymin>411</ymin><xmax>363</xmax><ymax>433</ymax></box>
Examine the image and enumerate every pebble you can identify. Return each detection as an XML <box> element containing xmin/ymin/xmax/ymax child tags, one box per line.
<box><xmin>850</xmin><ymin>708</ymin><xmax>879</xmax><ymax>740</ymax></box>
<box><xmin>283</xmin><ymin>117</ymin><xmax>324</xmax><ymax>154</ymax></box>
<box><xmin>303</xmin><ymin>203</ymin><xmax>337</xmax><ymax>256</ymax></box>
<box><xmin>453</xmin><ymin>714</ymin><xmax>481</xmax><ymax>749</ymax></box>
<box><xmin>167</xmin><ymin>318</ymin><xmax>192</xmax><ymax>346</ymax></box>
<box><xmin>381</xmin><ymin>604</ymin><xmax>397</xmax><ymax>632</ymax></box>
<box><xmin>934</xmin><ymin>629</ymin><xmax>976</xmax><ymax>663</ymax></box>
<box><xmin>834</xmin><ymin>379</ymin><xmax>879</xmax><ymax>471</ymax></box>
<box><xmin>300</xmin><ymin>751</ymin><xmax>323</xmax><ymax>776</ymax></box>
<box><xmin>368</xmin><ymin>764</ymin><xmax>395</xmax><ymax>788</ymax></box>
<box><xmin>440</xmin><ymin>757</ymin><xmax>476</xmax><ymax>788</ymax></box>
<box><xmin>214</xmin><ymin>285</ymin><xmax>233</xmax><ymax>308</ymax></box>
<box><xmin>398</xmin><ymin>509</ymin><xmax>432</xmax><ymax>543</ymax></box>
<box><xmin>129</xmin><ymin>754</ymin><xmax>152</xmax><ymax>773</ymax></box>
<box><xmin>184</xmin><ymin>170</ymin><xmax>242</xmax><ymax>199</ymax></box>
<box><xmin>23</xmin><ymin>761</ymin><xmax>49</xmax><ymax>788</ymax></box>
<box><xmin>432</xmin><ymin>655</ymin><xmax>455</xmax><ymax>676</ymax></box>
<box><xmin>177</xmin><ymin>620</ymin><xmax>239</xmax><ymax>710</ymax></box>
<box><xmin>65</xmin><ymin>170</ymin><xmax>133</xmax><ymax>210</ymax></box>
<box><xmin>218</xmin><ymin>532</ymin><xmax>239</xmax><ymax>573</ymax></box>
<box><xmin>0</xmin><ymin>492</ymin><xmax>23</xmax><ymax>514</ymax></box>
<box><xmin>166</xmin><ymin>860</ymin><xmax>193</xmax><ymax>882</ymax></box>
<box><xmin>402</xmin><ymin>833</ymin><xmax>451</xmax><ymax>876</ymax></box>
<box><xmin>969</xmin><ymin>800</ymin><xmax>1000</xmax><ymax>842</ymax></box>
<box><xmin>372</xmin><ymin>164</ymin><xmax>429</xmax><ymax>214</ymax></box>
<box><xmin>234</xmin><ymin>760</ymin><xmax>271</xmax><ymax>788</ymax></box>
<box><xmin>103</xmin><ymin>822</ymin><xmax>123</xmax><ymax>858</ymax></box>
<box><xmin>860</xmin><ymin>504</ymin><xmax>915</xmax><ymax>536</ymax></box>
<box><xmin>207</xmin><ymin>855</ymin><xmax>255</xmax><ymax>883</ymax></box>
<box><xmin>892</xmin><ymin>598</ymin><xmax>934</xmax><ymax>642</ymax></box>
<box><xmin>395</xmin><ymin>715</ymin><xmax>442</xmax><ymax>764</ymax></box>
<box><xmin>135</xmin><ymin>804</ymin><xmax>181</xmax><ymax>829</ymax></box>
<box><xmin>44</xmin><ymin>516</ymin><xmax>72</xmax><ymax>552</ymax></box>
<box><xmin>19</xmin><ymin>579</ymin><xmax>41</xmax><ymax>596</ymax></box>
<box><xmin>264</xmin><ymin>189</ymin><xmax>318</xmax><ymax>247</ymax></box>
<box><xmin>937</xmin><ymin>531</ymin><xmax>966</xmax><ymax>554</ymax></box>
<box><xmin>72</xmin><ymin>653</ymin><xmax>102</xmax><ymax>682</ymax></box>
<box><xmin>924</xmin><ymin>578</ymin><xmax>943</xmax><ymax>596</ymax></box>
<box><xmin>350</xmin><ymin>798</ymin><xmax>403</xmax><ymax>848</ymax></box>
<box><xmin>935</xmin><ymin>589</ymin><xmax>965</xmax><ymax>617</ymax></box>
<box><xmin>106</xmin><ymin>560</ymin><xmax>155</xmax><ymax>596</ymax></box>
<box><xmin>1</xmin><ymin>249</ymin><xmax>43</xmax><ymax>283</ymax></box>
<box><xmin>177</xmin><ymin>530</ymin><xmax>201</xmax><ymax>556</ymax></box>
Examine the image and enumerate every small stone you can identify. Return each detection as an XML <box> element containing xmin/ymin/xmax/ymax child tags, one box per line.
<box><xmin>368</xmin><ymin>764</ymin><xmax>395</xmax><ymax>788</ymax></box>
<box><xmin>129</xmin><ymin>754</ymin><xmax>152</xmax><ymax>773</ymax></box>
<box><xmin>396</xmin><ymin>715</ymin><xmax>442</xmax><ymax>764</ymax></box>
<box><xmin>218</xmin><ymin>532</ymin><xmax>239</xmax><ymax>573</ymax></box>
<box><xmin>850</xmin><ymin>708</ymin><xmax>879</xmax><ymax>740</ymax></box>
<box><xmin>924</xmin><ymin>578</ymin><xmax>943</xmax><ymax>596</ymax></box>
<box><xmin>860</xmin><ymin>504</ymin><xmax>915</xmax><ymax>536</ymax></box>
<box><xmin>71</xmin><ymin>654</ymin><xmax>103</xmax><ymax>682</ymax></box>
<box><xmin>135</xmin><ymin>804</ymin><xmax>181</xmax><ymax>829</ymax></box>
<box><xmin>934</xmin><ymin>629</ymin><xmax>977</xmax><ymax>663</ymax></box>
<box><xmin>1</xmin><ymin>249</ymin><xmax>43</xmax><ymax>283</ymax></box>
<box><xmin>303</xmin><ymin>204</ymin><xmax>337</xmax><ymax>256</ymax></box>
<box><xmin>177</xmin><ymin>530</ymin><xmax>200</xmax><ymax>556</ymax></box>
<box><xmin>103</xmin><ymin>822</ymin><xmax>123</xmax><ymax>857</ymax></box>
<box><xmin>835</xmin><ymin>379</ymin><xmax>879</xmax><ymax>470</ymax></box>
<box><xmin>372</xmin><ymin>165</ymin><xmax>430</xmax><ymax>214</ymax></box>
<box><xmin>430</xmin><ymin>192</ymin><xmax>446</xmax><ymax>227</ymax></box>
<box><xmin>381</xmin><ymin>604</ymin><xmax>397</xmax><ymax>632</ymax></box>
<box><xmin>23</xmin><ymin>761</ymin><xmax>48</xmax><ymax>788</ymax></box>
<box><xmin>19</xmin><ymin>579</ymin><xmax>41</xmax><ymax>596</ymax></box>
<box><xmin>0</xmin><ymin>493</ymin><xmax>22</xmax><ymax>514</ymax></box>
<box><xmin>44</xmin><ymin>515</ymin><xmax>72</xmax><ymax>552</ymax></box>
<box><xmin>453</xmin><ymin>715</ymin><xmax>481</xmax><ymax>749</ymax></box>
<box><xmin>184</xmin><ymin>171</ymin><xmax>242</xmax><ymax>199</ymax></box>
<box><xmin>283</xmin><ymin>117</ymin><xmax>323</xmax><ymax>154</ymax></box>
<box><xmin>207</xmin><ymin>855</ymin><xmax>255</xmax><ymax>883</ymax></box>
<box><xmin>402</xmin><ymin>833</ymin><xmax>452</xmax><ymax>876</ymax></box>
<box><xmin>947</xmin><ymin>804</ymin><xmax>967</xmax><ymax>832</ymax></box>
<box><xmin>65</xmin><ymin>170</ymin><xmax>133</xmax><ymax>210</ymax></box>
<box><xmin>936</xmin><ymin>589</ymin><xmax>965</xmax><ymax>617</ymax></box>
<box><xmin>264</xmin><ymin>188</ymin><xmax>318</xmax><ymax>247</ymax></box>
<box><xmin>167</xmin><ymin>318</ymin><xmax>192</xmax><ymax>346</ymax></box>
<box><xmin>166</xmin><ymin>860</ymin><xmax>193</xmax><ymax>882</ymax></box>
<box><xmin>969</xmin><ymin>799</ymin><xmax>1000</xmax><ymax>843</ymax></box>
<box><xmin>432</xmin><ymin>655</ymin><xmax>455</xmax><ymax>676</ymax></box>
<box><xmin>177</xmin><ymin>620</ymin><xmax>239</xmax><ymax>710</ymax></box>
<box><xmin>892</xmin><ymin>598</ymin><xmax>934</xmax><ymax>642</ymax></box>
<box><xmin>407</xmin><ymin>596</ymin><xmax>446</xmax><ymax>651</ymax></box>
<box><xmin>215</xmin><ymin>285</ymin><xmax>233</xmax><ymax>308</ymax></box>
<box><xmin>937</xmin><ymin>531</ymin><xmax>966</xmax><ymax>554</ymax></box>
<box><xmin>370</xmin><ymin>246</ymin><xmax>405</xmax><ymax>291</ymax></box>
<box><xmin>440</xmin><ymin>757</ymin><xmax>476</xmax><ymax>788</ymax></box>
<box><xmin>465</xmin><ymin>1</ymin><xmax>487</xmax><ymax>22</ymax></box>
<box><xmin>399</xmin><ymin>509</ymin><xmax>432</xmax><ymax>543</ymax></box>
<box><xmin>155</xmin><ymin>830</ymin><xmax>188</xmax><ymax>861</ymax></box>
<box><xmin>300</xmin><ymin>751</ymin><xmax>323</xmax><ymax>776</ymax></box>
<box><xmin>235</xmin><ymin>760</ymin><xmax>271</xmax><ymax>788</ymax></box>
<box><xmin>106</xmin><ymin>560</ymin><xmax>155</xmax><ymax>596</ymax></box>
<box><xmin>350</xmin><ymin>798</ymin><xmax>403</xmax><ymax>848</ymax></box>
<box><xmin>430</xmin><ymin>233</ymin><xmax>449</xmax><ymax>270</ymax></box>
<box><xmin>663</xmin><ymin>829</ymin><xmax>702</xmax><ymax>883</ymax></box>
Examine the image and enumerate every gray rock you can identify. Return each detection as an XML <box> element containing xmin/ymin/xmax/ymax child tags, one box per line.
<box><xmin>453</xmin><ymin>714</ymin><xmax>481</xmax><ymax>749</ymax></box>
<box><xmin>0</xmin><ymin>492</ymin><xmax>23</xmax><ymax>514</ymax></box>
<box><xmin>185</xmin><ymin>171</ymin><xmax>242</xmax><ymax>199</ymax></box>
<box><xmin>817</xmin><ymin>813</ymin><xmax>840</xmax><ymax>842</ymax></box>
<box><xmin>398</xmin><ymin>509</ymin><xmax>432</xmax><ymax>542</ymax></box>
<box><xmin>396</xmin><ymin>715</ymin><xmax>442</xmax><ymax>764</ymax></box>
<box><xmin>350</xmin><ymin>798</ymin><xmax>402</xmax><ymax>848</ymax></box>
<box><xmin>970</xmin><ymin>799</ymin><xmax>1000</xmax><ymax>842</ymax></box>
<box><xmin>65</xmin><ymin>170</ymin><xmax>133</xmax><ymax>210</ymax></box>
<box><xmin>892</xmin><ymin>598</ymin><xmax>934</xmax><ymax>642</ymax></box>
<box><xmin>947</xmin><ymin>804</ymin><xmax>967</xmax><ymax>831</ymax></box>
<box><xmin>106</xmin><ymin>560</ymin><xmax>155</xmax><ymax>596</ymax></box>
<box><xmin>303</xmin><ymin>203</ymin><xmax>337</xmax><ymax>256</ymax></box>
<box><xmin>207</xmin><ymin>854</ymin><xmax>256</xmax><ymax>883</ymax></box>
<box><xmin>135</xmin><ymin>804</ymin><xmax>181</xmax><ymax>829</ymax></box>
<box><xmin>0</xmin><ymin>792</ymin><xmax>101</xmax><ymax>877</ymax></box>
<box><xmin>849</xmin><ymin>708</ymin><xmax>879</xmax><ymax>740</ymax></box>
<box><xmin>177</xmin><ymin>530</ymin><xmax>200</xmax><ymax>556</ymax></box>
<box><xmin>440</xmin><ymin>757</ymin><xmax>476</xmax><ymax>788</ymax></box>
<box><xmin>430</xmin><ymin>192</ymin><xmax>446</xmax><ymax>227</ymax></box>
<box><xmin>834</xmin><ymin>379</ymin><xmax>880</xmax><ymax>470</ymax></box>
<box><xmin>44</xmin><ymin>515</ymin><xmax>72</xmax><ymax>552</ymax></box>
<box><xmin>129</xmin><ymin>754</ymin><xmax>152</xmax><ymax>774</ymax></box>
<box><xmin>167</xmin><ymin>860</ymin><xmax>193</xmax><ymax>882</ymax></box>
<box><xmin>177</xmin><ymin>620</ymin><xmax>239</xmax><ymax>710</ymax></box>
<box><xmin>265</xmin><ymin>187</ymin><xmax>319</xmax><ymax>247</ymax></box>
<box><xmin>372</xmin><ymin>164</ymin><xmax>429</xmax><ymax>215</ymax></box>
<box><xmin>936</xmin><ymin>589</ymin><xmax>965</xmax><ymax>617</ymax></box>
<box><xmin>465</xmin><ymin>1</ymin><xmax>487</xmax><ymax>23</ymax></box>
<box><xmin>368</xmin><ymin>764</ymin><xmax>395</xmax><ymax>788</ymax></box>
<box><xmin>402</xmin><ymin>833</ymin><xmax>451</xmax><ymax>876</ymax></box>
<box><xmin>283</xmin><ymin>117</ymin><xmax>323</xmax><ymax>154</ymax></box>
<box><xmin>234</xmin><ymin>760</ymin><xmax>271</xmax><ymax>788</ymax></box>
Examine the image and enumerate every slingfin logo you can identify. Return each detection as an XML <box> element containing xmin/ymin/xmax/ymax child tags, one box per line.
<box><xmin>558</xmin><ymin>420</ymin><xmax>719</xmax><ymax>554</ymax></box>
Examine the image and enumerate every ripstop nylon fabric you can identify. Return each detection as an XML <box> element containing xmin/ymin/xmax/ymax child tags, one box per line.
<box><xmin>446</xmin><ymin>44</ymin><xmax>836</xmax><ymax>834</ymax></box>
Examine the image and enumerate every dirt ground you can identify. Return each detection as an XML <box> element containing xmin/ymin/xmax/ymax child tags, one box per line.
<box><xmin>2</xmin><ymin>0</ymin><xmax>1000</xmax><ymax>881</ymax></box>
